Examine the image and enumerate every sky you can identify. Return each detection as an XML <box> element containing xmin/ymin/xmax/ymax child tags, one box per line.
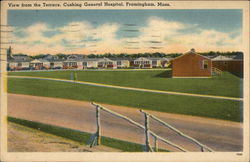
<box><xmin>7</xmin><ymin>9</ymin><xmax>242</xmax><ymax>55</ymax></box>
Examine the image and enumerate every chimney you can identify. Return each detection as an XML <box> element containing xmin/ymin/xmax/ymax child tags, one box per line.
<box><xmin>190</xmin><ymin>48</ymin><xmax>195</xmax><ymax>53</ymax></box>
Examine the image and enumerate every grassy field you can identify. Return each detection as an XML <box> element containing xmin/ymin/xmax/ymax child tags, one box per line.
<box><xmin>8</xmin><ymin>70</ymin><xmax>242</xmax><ymax>98</ymax></box>
<box><xmin>8</xmin><ymin>117</ymin><xmax>149</xmax><ymax>152</ymax></box>
<box><xmin>8</xmin><ymin>77</ymin><xmax>242</xmax><ymax>121</ymax></box>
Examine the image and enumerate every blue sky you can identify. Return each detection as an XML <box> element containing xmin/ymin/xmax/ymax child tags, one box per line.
<box><xmin>8</xmin><ymin>9</ymin><xmax>242</xmax><ymax>55</ymax></box>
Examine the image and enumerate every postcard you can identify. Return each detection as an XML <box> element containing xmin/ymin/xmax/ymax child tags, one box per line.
<box><xmin>0</xmin><ymin>0</ymin><xmax>249</xmax><ymax>161</ymax></box>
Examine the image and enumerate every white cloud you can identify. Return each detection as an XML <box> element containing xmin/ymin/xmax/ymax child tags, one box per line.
<box><xmin>132</xmin><ymin>17</ymin><xmax>242</xmax><ymax>53</ymax></box>
<box><xmin>170</xmin><ymin>29</ymin><xmax>243</xmax><ymax>52</ymax></box>
<box><xmin>11</xmin><ymin>17</ymin><xmax>242</xmax><ymax>55</ymax></box>
<box><xmin>142</xmin><ymin>16</ymin><xmax>185</xmax><ymax>36</ymax></box>
<box><xmin>12</xmin><ymin>21</ymin><xmax>121</xmax><ymax>54</ymax></box>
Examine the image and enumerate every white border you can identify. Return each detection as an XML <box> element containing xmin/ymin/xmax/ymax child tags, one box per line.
<box><xmin>0</xmin><ymin>1</ymin><xmax>249</xmax><ymax>162</ymax></box>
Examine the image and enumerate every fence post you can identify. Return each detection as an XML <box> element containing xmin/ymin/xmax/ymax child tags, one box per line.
<box><xmin>144</xmin><ymin>113</ymin><xmax>152</xmax><ymax>152</ymax></box>
<box><xmin>96</xmin><ymin>105</ymin><xmax>101</xmax><ymax>145</ymax></box>
<box><xmin>154</xmin><ymin>136</ymin><xmax>158</xmax><ymax>152</ymax></box>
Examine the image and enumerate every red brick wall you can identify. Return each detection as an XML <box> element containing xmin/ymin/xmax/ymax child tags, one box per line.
<box><xmin>172</xmin><ymin>54</ymin><xmax>212</xmax><ymax>77</ymax></box>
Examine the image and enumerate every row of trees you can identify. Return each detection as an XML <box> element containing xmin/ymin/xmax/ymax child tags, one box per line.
<box><xmin>87</xmin><ymin>52</ymin><xmax>171</xmax><ymax>58</ymax></box>
<box><xmin>13</xmin><ymin>51</ymin><xmax>243</xmax><ymax>59</ymax></box>
<box><xmin>199</xmin><ymin>51</ymin><xmax>243</xmax><ymax>57</ymax></box>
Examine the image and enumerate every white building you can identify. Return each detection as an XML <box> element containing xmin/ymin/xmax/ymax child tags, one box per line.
<box><xmin>150</xmin><ymin>57</ymin><xmax>169</xmax><ymax>68</ymax></box>
<box><xmin>7</xmin><ymin>46</ymin><xmax>170</xmax><ymax>70</ymax></box>
<box><xmin>8</xmin><ymin>55</ymin><xmax>32</xmax><ymax>70</ymax></box>
<box><xmin>82</xmin><ymin>59</ymin><xmax>98</xmax><ymax>68</ymax></box>
<box><xmin>30</xmin><ymin>59</ymin><xmax>50</xmax><ymax>70</ymax></box>
<box><xmin>111</xmin><ymin>58</ymin><xmax>130</xmax><ymax>68</ymax></box>
<box><xmin>97</xmin><ymin>58</ymin><xmax>117</xmax><ymax>69</ymax></box>
<box><xmin>133</xmin><ymin>57</ymin><xmax>152</xmax><ymax>68</ymax></box>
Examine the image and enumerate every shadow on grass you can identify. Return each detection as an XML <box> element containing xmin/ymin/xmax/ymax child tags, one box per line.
<box><xmin>156</xmin><ymin>69</ymin><xmax>243</xmax><ymax>79</ymax></box>
<box><xmin>230</xmin><ymin>72</ymin><xmax>243</xmax><ymax>78</ymax></box>
<box><xmin>154</xmin><ymin>70</ymin><xmax>172</xmax><ymax>78</ymax></box>
<box><xmin>8</xmin><ymin>116</ymin><xmax>169</xmax><ymax>152</ymax></box>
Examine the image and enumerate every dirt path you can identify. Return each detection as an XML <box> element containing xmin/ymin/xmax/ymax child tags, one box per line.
<box><xmin>8</xmin><ymin>76</ymin><xmax>242</xmax><ymax>101</ymax></box>
<box><xmin>8</xmin><ymin>93</ymin><xmax>243</xmax><ymax>152</ymax></box>
<box><xmin>8</xmin><ymin>122</ymin><xmax>121</xmax><ymax>152</ymax></box>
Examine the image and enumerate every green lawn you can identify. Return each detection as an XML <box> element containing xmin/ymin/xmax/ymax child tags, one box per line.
<box><xmin>8</xmin><ymin>70</ymin><xmax>242</xmax><ymax>98</ymax></box>
<box><xmin>8</xmin><ymin>78</ymin><xmax>242</xmax><ymax>122</ymax></box>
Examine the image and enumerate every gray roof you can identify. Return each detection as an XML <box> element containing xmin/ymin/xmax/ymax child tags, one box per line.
<box><xmin>212</xmin><ymin>55</ymin><xmax>233</xmax><ymax>61</ymax></box>
<box><xmin>8</xmin><ymin>59</ymin><xmax>32</xmax><ymax>63</ymax></box>
<box><xmin>63</xmin><ymin>57</ymin><xmax>170</xmax><ymax>62</ymax></box>
<box><xmin>46</xmin><ymin>58</ymin><xmax>65</xmax><ymax>62</ymax></box>
<box><xmin>110</xmin><ymin>58</ymin><xmax>133</xmax><ymax>61</ymax></box>
<box><xmin>13</xmin><ymin>56</ymin><xmax>32</xmax><ymax>61</ymax></box>
<box><xmin>38</xmin><ymin>59</ymin><xmax>50</xmax><ymax>63</ymax></box>
<box><xmin>148</xmin><ymin>57</ymin><xmax>169</xmax><ymax>61</ymax></box>
<box><xmin>8</xmin><ymin>56</ymin><xmax>33</xmax><ymax>62</ymax></box>
<box><xmin>233</xmin><ymin>54</ymin><xmax>243</xmax><ymax>60</ymax></box>
<box><xmin>67</xmin><ymin>54</ymin><xmax>85</xmax><ymax>60</ymax></box>
<box><xmin>64</xmin><ymin>58</ymin><xmax>99</xmax><ymax>62</ymax></box>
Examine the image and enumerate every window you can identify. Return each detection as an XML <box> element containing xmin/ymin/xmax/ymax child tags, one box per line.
<box><xmin>83</xmin><ymin>62</ymin><xmax>88</xmax><ymax>66</ymax></box>
<box><xmin>117</xmin><ymin>61</ymin><xmax>121</xmax><ymax>65</ymax></box>
<box><xmin>69</xmin><ymin>62</ymin><xmax>77</xmax><ymax>66</ymax></box>
<box><xmin>18</xmin><ymin>63</ymin><xmax>22</xmax><ymax>67</ymax></box>
<box><xmin>203</xmin><ymin>60</ymin><xmax>208</xmax><ymax>69</ymax></box>
<box><xmin>152</xmin><ymin>61</ymin><xmax>157</xmax><ymax>65</ymax></box>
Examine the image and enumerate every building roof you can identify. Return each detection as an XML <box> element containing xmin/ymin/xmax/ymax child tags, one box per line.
<box><xmin>43</xmin><ymin>55</ymin><xmax>60</xmax><ymax>60</ymax></box>
<box><xmin>64</xmin><ymin>58</ymin><xmax>114</xmax><ymax>62</ymax></box>
<box><xmin>172</xmin><ymin>49</ymin><xmax>211</xmax><ymax>61</ymax></box>
<box><xmin>8</xmin><ymin>59</ymin><xmax>31</xmax><ymax>63</ymax></box>
<box><xmin>8</xmin><ymin>56</ymin><xmax>33</xmax><ymax>62</ymax></box>
<box><xmin>185</xmin><ymin>48</ymin><xmax>196</xmax><ymax>55</ymax></box>
<box><xmin>98</xmin><ymin>58</ymin><xmax>114</xmax><ymax>62</ymax></box>
<box><xmin>39</xmin><ymin>59</ymin><xmax>50</xmax><ymax>63</ymax></box>
<box><xmin>212</xmin><ymin>55</ymin><xmax>233</xmax><ymax>61</ymax></box>
<box><xmin>134</xmin><ymin>57</ymin><xmax>151</xmax><ymax>61</ymax></box>
<box><xmin>82</xmin><ymin>58</ymin><xmax>101</xmax><ymax>62</ymax></box>
<box><xmin>30</xmin><ymin>59</ymin><xmax>42</xmax><ymax>63</ymax></box>
<box><xmin>47</xmin><ymin>59</ymin><xmax>64</xmax><ymax>62</ymax></box>
<box><xmin>233</xmin><ymin>53</ymin><xmax>243</xmax><ymax>60</ymax></box>
<box><xmin>13</xmin><ymin>56</ymin><xmax>33</xmax><ymax>61</ymax></box>
<box><xmin>148</xmin><ymin>57</ymin><xmax>169</xmax><ymax>61</ymax></box>
<box><xmin>67</xmin><ymin>54</ymin><xmax>85</xmax><ymax>60</ymax></box>
<box><xmin>109</xmin><ymin>58</ymin><xmax>133</xmax><ymax>61</ymax></box>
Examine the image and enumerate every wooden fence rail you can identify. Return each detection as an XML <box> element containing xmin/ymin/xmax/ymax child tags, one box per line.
<box><xmin>139</xmin><ymin>109</ymin><xmax>214</xmax><ymax>152</ymax></box>
<box><xmin>212</xmin><ymin>67</ymin><xmax>223</xmax><ymax>75</ymax></box>
<box><xmin>90</xmin><ymin>102</ymin><xmax>199</xmax><ymax>152</ymax></box>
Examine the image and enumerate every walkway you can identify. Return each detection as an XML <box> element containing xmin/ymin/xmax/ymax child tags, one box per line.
<box><xmin>8</xmin><ymin>93</ymin><xmax>243</xmax><ymax>152</ymax></box>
